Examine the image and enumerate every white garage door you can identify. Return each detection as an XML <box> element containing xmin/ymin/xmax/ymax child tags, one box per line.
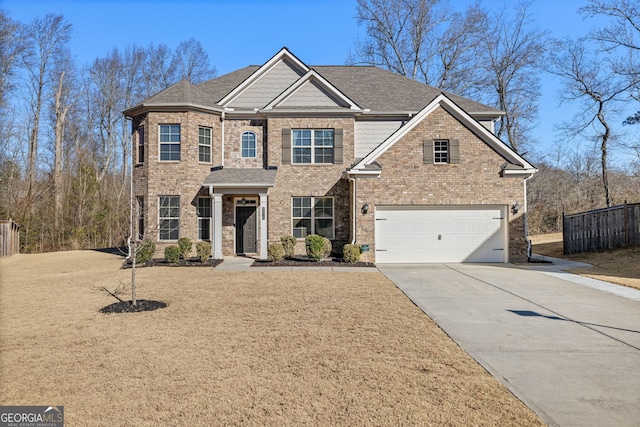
<box><xmin>374</xmin><ymin>206</ymin><xmax>507</xmax><ymax>263</ymax></box>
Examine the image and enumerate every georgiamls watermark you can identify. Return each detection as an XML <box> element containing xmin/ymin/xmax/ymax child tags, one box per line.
<box><xmin>0</xmin><ymin>406</ymin><xmax>64</xmax><ymax>427</ymax></box>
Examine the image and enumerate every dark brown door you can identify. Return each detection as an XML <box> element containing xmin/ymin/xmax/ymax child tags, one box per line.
<box><xmin>236</xmin><ymin>206</ymin><xmax>257</xmax><ymax>254</ymax></box>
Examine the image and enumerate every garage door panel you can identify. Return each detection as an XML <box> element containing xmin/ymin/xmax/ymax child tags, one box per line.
<box><xmin>375</xmin><ymin>207</ymin><xmax>506</xmax><ymax>263</ymax></box>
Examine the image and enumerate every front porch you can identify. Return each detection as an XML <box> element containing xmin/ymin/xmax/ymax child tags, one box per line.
<box><xmin>204</xmin><ymin>167</ymin><xmax>277</xmax><ymax>260</ymax></box>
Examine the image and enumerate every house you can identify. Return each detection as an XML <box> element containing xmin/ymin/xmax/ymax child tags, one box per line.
<box><xmin>123</xmin><ymin>47</ymin><xmax>537</xmax><ymax>264</ymax></box>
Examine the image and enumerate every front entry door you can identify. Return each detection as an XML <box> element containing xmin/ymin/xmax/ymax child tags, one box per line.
<box><xmin>236</xmin><ymin>206</ymin><xmax>257</xmax><ymax>254</ymax></box>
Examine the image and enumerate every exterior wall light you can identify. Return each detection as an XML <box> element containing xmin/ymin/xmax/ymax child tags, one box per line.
<box><xmin>511</xmin><ymin>202</ymin><xmax>520</xmax><ymax>215</ymax></box>
<box><xmin>362</xmin><ymin>203</ymin><xmax>369</xmax><ymax>214</ymax></box>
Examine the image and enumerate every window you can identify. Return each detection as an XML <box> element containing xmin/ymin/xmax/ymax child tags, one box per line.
<box><xmin>159</xmin><ymin>124</ymin><xmax>180</xmax><ymax>161</ymax></box>
<box><xmin>159</xmin><ymin>196</ymin><xmax>180</xmax><ymax>240</ymax></box>
<box><xmin>136</xmin><ymin>196</ymin><xmax>144</xmax><ymax>240</ymax></box>
<box><xmin>241</xmin><ymin>131</ymin><xmax>256</xmax><ymax>158</ymax></box>
<box><xmin>292</xmin><ymin>197</ymin><xmax>334</xmax><ymax>239</ymax></box>
<box><xmin>198</xmin><ymin>127</ymin><xmax>211</xmax><ymax>163</ymax></box>
<box><xmin>137</xmin><ymin>126</ymin><xmax>145</xmax><ymax>164</ymax></box>
<box><xmin>198</xmin><ymin>197</ymin><xmax>211</xmax><ymax>241</ymax></box>
<box><xmin>434</xmin><ymin>140</ymin><xmax>449</xmax><ymax>164</ymax></box>
<box><xmin>292</xmin><ymin>129</ymin><xmax>334</xmax><ymax>164</ymax></box>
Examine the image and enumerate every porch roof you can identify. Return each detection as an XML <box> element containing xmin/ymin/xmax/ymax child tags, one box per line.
<box><xmin>203</xmin><ymin>167</ymin><xmax>277</xmax><ymax>189</ymax></box>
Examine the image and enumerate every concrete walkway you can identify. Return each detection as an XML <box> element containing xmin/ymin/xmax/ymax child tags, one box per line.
<box><xmin>378</xmin><ymin>262</ymin><xmax>640</xmax><ymax>427</ymax></box>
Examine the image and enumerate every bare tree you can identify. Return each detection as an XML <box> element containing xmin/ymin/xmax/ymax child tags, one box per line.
<box><xmin>0</xmin><ymin>10</ymin><xmax>27</xmax><ymax>111</ymax></box>
<box><xmin>477</xmin><ymin>2</ymin><xmax>547</xmax><ymax>155</ymax></box>
<box><xmin>21</xmin><ymin>14</ymin><xmax>71</xmax><ymax>199</ymax></box>
<box><xmin>547</xmin><ymin>39</ymin><xmax>637</xmax><ymax>207</ymax></box>
<box><xmin>173</xmin><ymin>38</ymin><xmax>217</xmax><ymax>84</ymax></box>
<box><xmin>352</xmin><ymin>0</ymin><xmax>485</xmax><ymax>97</ymax></box>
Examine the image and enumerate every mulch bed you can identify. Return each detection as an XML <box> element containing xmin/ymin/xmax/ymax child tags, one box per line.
<box><xmin>100</xmin><ymin>300</ymin><xmax>167</xmax><ymax>314</ymax></box>
<box><xmin>122</xmin><ymin>258</ymin><xmax>223</xmax><ymax>269</ymax></box>
<box><xmin>252</xmin><ymin>256</ymin><xmax>374</xmax><ymax>268</ymax></box>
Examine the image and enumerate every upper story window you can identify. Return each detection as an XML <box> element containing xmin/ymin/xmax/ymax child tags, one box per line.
<box><xmin>199</xmin><ymin>126</ymin><xmax>211</xmax><ymax>163</ymax></box>
<box><xmin>159</xmin><ymin>124</ymin><xmax>180</xmax><ymax>161</ymax></box>
<box><xmin>434</xmin><ymin>140</ymin><xmax>449</xmax><ymax>164</ymax></box>
<box><xmin>292</xmin><ymin>129</ymin><xmax>334</xmax><ymax>164</ymax></box>
<box><xmin>241</xmin><ymin>131</ymin><xmax>257</xmax><ymax>158</ymax></box>
<box><xmin>423</xmin><ymin>139</ymin><xmax>459</xmax><ymax>165</ymax></box>
<box><xmin>137</xmin><ymin>126</ymin><xmax>145</xmax><ymax>164</ymax></box>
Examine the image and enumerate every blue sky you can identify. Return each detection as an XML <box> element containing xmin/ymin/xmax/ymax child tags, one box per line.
<box><xmin>1</xmin><ymin>0</ymin><xmax>635</xmax><ymax>167</ymax></box>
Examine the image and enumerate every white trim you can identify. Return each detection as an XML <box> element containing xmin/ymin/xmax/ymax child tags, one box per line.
<box><xmin>350</xmin><ymin>93</ymin><xmax>536</xmax><ymax>173</ymax></box>
<box><xmin>219</xmin><ymin>47</ymin><xmax>309</xmax><ymax>107</ymax></box>
<box><xmin>198</xmin><ymin>125</ymin><xmax>212</xmax><ymax>164</ymax></box>
<box><xmin>263</xmin><ymin>70</ymin><xmax>361</xmax><ymax>111</ymax></box>
<box><xmin>158</xmin><ymin>123</ymin><xmax>181</xmax><ymax>162</ymax></box>
<box><xmin>241</xmin><ymin>131</ymin><xmax>258</xmax><ymax>158</ymax></box>
<box><xmin>234</xmin><ymin>197</ymin><xmax>258</xmax><ymax>255</ymax></box>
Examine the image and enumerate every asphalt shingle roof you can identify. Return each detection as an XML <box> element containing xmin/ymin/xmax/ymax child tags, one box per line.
<box><xmin>126</xmin><ymin>63</ymin><xmax>501</xmax><ymax>116</ymax></box>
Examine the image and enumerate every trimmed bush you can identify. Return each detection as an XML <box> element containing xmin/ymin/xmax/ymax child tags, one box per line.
<box><xmin>280</xmin><ymin>235</ymin><xmax>297</xmax><ymax>258</ymax></box>
<box><xmin>135</xmin><ymin>240</ymin><xmax>155</xmax><ymax>264</ymax></box>
<box><xmin>196</xmin><ymin>241</ymin><xmax>211</xmax><ymax>263</ymax></box>
<box><xmin>343</xmin><ymin>244</ymin><xmax>362</xmax><ymax>263</ymax></box>
<box><xmin>177</xmin><ymin>237</ymin><xmax>192</xmax><ymax>259</ymax></box>
<box><xmin>165</xmin><ymin>245</ymin><xmax>180</xmax><ymax>264</ymax></box>
<box><xmin>322</xmin><ymin>236</ymin><xmax>332</xmax><ymax>258</ymax></box>
<box><xmin>305</xmin><ymin>234</ymin><xmax>327</xmax><ymax>262</ymax></box>
<box><xmin>268</xmin><ymin>242</ymin><xmax>285</xmax><ymax>261</ymax></box>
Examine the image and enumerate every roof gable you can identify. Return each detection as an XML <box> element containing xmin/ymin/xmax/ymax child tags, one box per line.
<box><xmin>350</xmin><ymin>93</ymin><xmax>536</xmax><ymax>174</ymax></box>
<box><xmin>264</xmin><ymin>70</ymin><xmax>361</xmax><ymax>111</ymax></box>
<box><xmin>219</xmin><ymin>48</ymin><xmax>308</xmax><ymax>108</ymax></box>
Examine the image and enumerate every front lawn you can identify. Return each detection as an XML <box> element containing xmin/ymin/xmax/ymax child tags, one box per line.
<box><xmin>0</xmin><ymin>251</ymin><xmax>543</xmax><ymax>426</ymax></box>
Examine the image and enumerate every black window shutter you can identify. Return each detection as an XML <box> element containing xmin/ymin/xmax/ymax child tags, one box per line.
<box><xmin>282</xmin><ymin>129</ymin><xmax>291</xmax><ymax>164</ymax></box>
<box><xmin>423</xmin><ymin>140</ymin><xmax>433</xmax><ymax>164</ymax></box>
<box><xmin>334</xmin><ymin>129</ymin><xmax>343</xmax><ymax>164</ymax></box>
<box><xmin>450</xmin><ymin>139</ymin><xmax>460</xmax><ymax>164</ymax></box>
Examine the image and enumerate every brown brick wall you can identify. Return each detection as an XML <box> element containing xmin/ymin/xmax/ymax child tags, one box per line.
<box><xmin>223</xmin><ymin>119</ymin><xmax>265</xmax><ymax>168</ymax></box>
<box><xmin>266</xmin><ymin>117</ymin><xmax>354</xmax><ymax>254</ymax></box>
<box><xmin>354</xmin><ymin>106</ymin><xmax>528</xmax><ymax>262</ymax></box>
<box><xmin>134</xmin><ymin>111</ymin><xmax>221</xmax><ymax>257</ymax></box>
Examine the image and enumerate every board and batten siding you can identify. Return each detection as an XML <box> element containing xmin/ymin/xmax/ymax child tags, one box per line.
<box><xmin>354</xmin><ymin>120</ymin><xmax>404</xmax><ymax>159</ymax></box>
<box><xmin>229</xmin><ymin>59</ymin><xmax>305</xmax><ymax>108</ymax></box>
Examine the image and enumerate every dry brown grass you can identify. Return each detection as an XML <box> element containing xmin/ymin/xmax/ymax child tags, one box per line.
<box><xmin>0</xmin><ymin>251</ymin><xmax>543</xmax><ymax>426</ymax></box>
<box><xmin>530</xmin><ymin>233</ymin><xmax>640</xmax><ymax>291</ymax></box>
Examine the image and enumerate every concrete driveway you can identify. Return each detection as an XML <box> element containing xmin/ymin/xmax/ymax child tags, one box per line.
<box><xmin>378</xmin><ymin>263</ymin><xmax>640</xmax><ymax>427</ymax></box>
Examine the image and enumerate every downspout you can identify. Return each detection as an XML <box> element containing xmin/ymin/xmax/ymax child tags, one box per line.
<box><xmin>349</xmin><ymin>175</ymin><xmax>357</xmax><ymax>244</ymax></box>
<box><xmin>220</xmin><ymin>111</ymin><xmax>225</xmax><ymax>167</ymax></box>
<box><xmin>126</xmin><ymin>116</ymin><xmax>133</xmax><ymax>259</ymax></box>
<box><xmin>524</xmin><ymin>174</ymin><xmax>534</xmax><ymax>259</ymax></box>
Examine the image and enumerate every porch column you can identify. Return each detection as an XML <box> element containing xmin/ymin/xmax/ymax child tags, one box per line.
<box><xmin>212</xmin><ymin>193</ymin><xmax>223</xmax><ymax>259</ymax></box>
<box><xmin>259</xmin><ymin>193</ymin><xmax>268</xmax><ymax>260</ymax></box>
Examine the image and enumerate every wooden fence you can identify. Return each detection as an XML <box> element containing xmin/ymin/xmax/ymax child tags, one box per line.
<box><xmin>0</xmin><ymin>219</ymin><xmax>20</xmax><ymax>257</ymax></box>
<box><xmin>563</xmin><ymin>203</ymin><xmax>640</xmax><ymax>255</ymax></box>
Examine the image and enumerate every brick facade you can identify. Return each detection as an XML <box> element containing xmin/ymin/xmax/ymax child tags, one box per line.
<box><xmin>354</xmin><ymin>106</ymin><xmax>528</xmax><ymax>261</ymax></box>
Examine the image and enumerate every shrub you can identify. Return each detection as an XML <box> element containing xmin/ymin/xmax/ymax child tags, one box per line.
<box><xmin>280</xmin><ymin>235</ymin><xmax>297</xmax><ymax>258</ymax></box>
<box><xmin>135</xmin><ymin>240</ymin><xmax>155</xmax><ymax>264</ymax></box>
<box><xmin>343</xmin><ymin>244</ymin><xmax>362</xmax><ymax>263</ymax></box>
<box><xmin>305</xmin><ymin>234</ymin><xmax>328</xmax><ymax>262</ymax></box>
<box><xmin>322</xmin><ymin>236</ymin><xmax>332</xmax><ymax>258</ymax></box>
<box><xmin>165</xmin><ymin>245</ymin><xmax>180</xmax><ymax>264</ymax></box>
<box><xmin>268</xmin><ymin>242</ymin><xmax>285</xmax><ymax>261</ymax></box>
<box><xmin>196</xmin><ymin>241</ymin><xmax>211</xmax><ymax>263</ymax></box>
<box><xmin>177</xmin><ymin>237</ymin><xmax>192</xmax><ymax>259</ymax></box>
